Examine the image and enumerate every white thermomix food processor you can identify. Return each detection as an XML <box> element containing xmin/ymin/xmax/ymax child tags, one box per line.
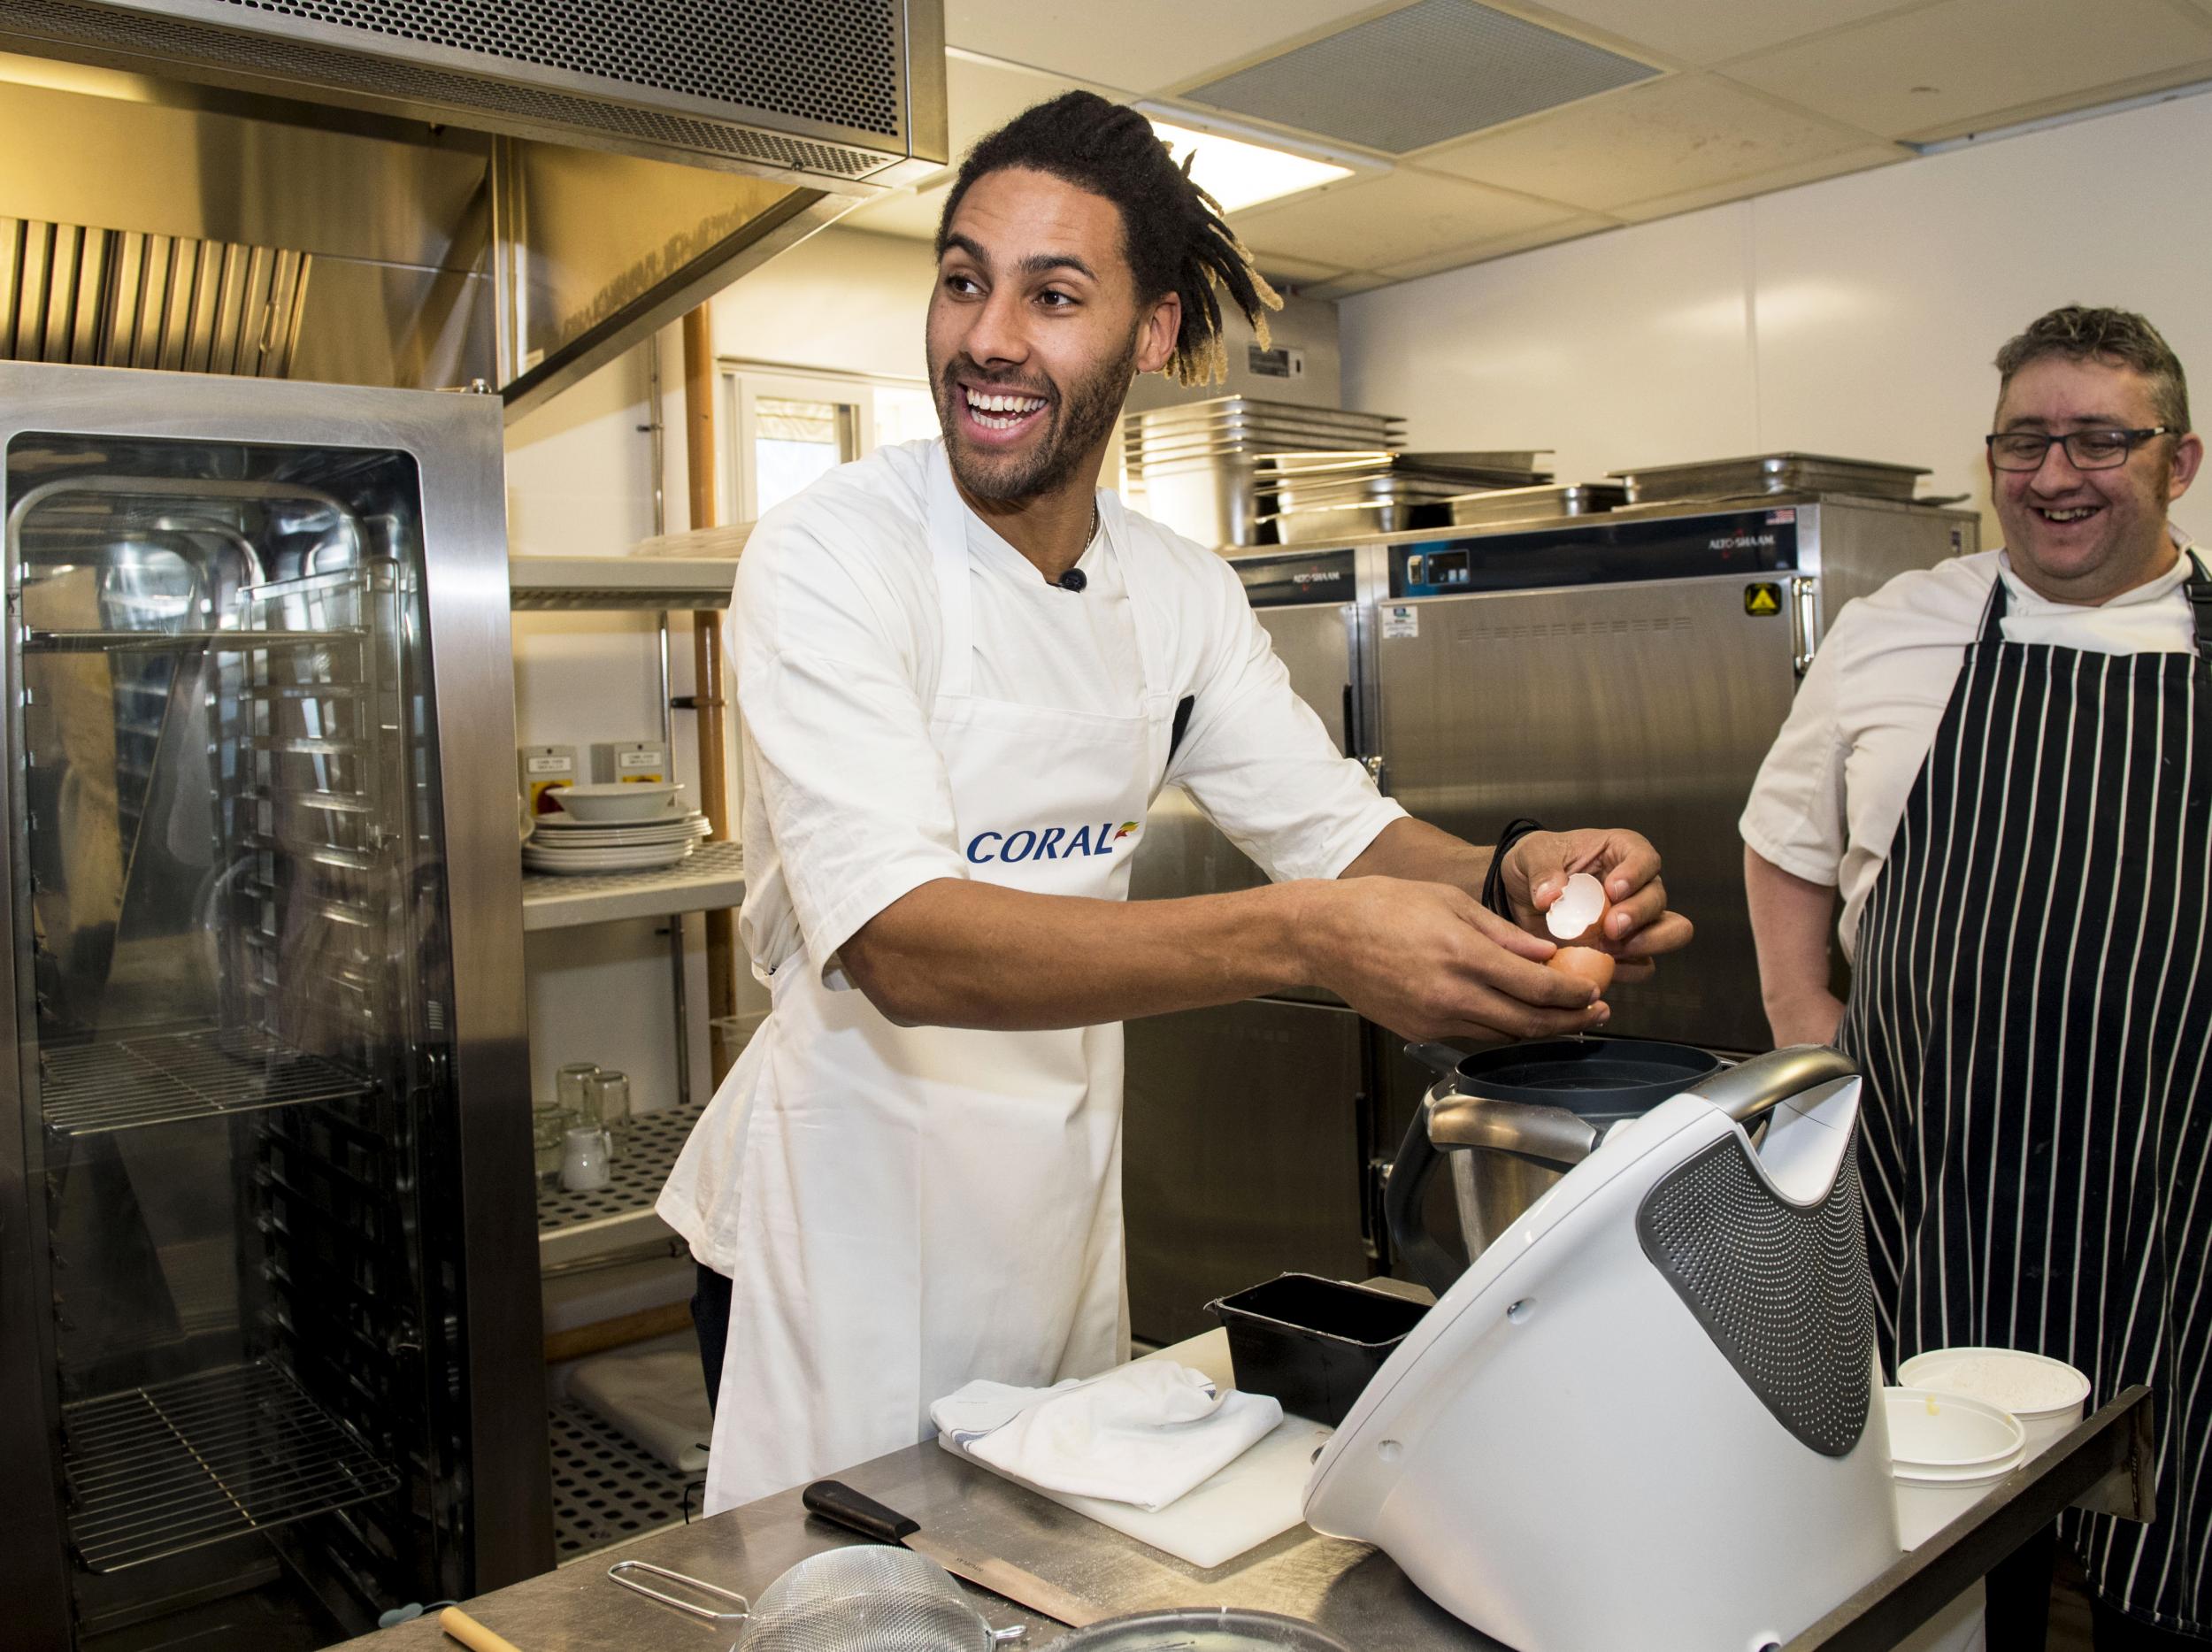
<box><xmin>1304</xmin><ymin>1045</ymin><xmax>1901</xmax><ymax>1651</ymax></box>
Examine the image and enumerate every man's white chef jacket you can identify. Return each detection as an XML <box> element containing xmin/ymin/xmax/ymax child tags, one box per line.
<box><xmin>1740</xmin><ymin>534</ymin><xmax>2200</xmax><ymax>960</ymax></box>
<box><xmin>660</xmin><ymin>439</ymin><xmax>1403</xmax><ymax>1273</ymax></box>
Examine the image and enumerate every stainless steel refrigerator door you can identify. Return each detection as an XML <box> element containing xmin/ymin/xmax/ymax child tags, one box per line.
<box><xmin>1123</xmin><ymin>997</ymin><xmax>1369</xmax><ymax>1347</ymax></box>
<box><xmin>1128</xmin><ymin>602</ymin><xmax>1357</xmax><ymax>905</ymax></box>
<box><xmin>0</xmin><ymin>364</ymin><xmax>545</xmax><ymax>1646</ymax></box>
<box><xmin>1376</xmin><ymin>573</ymin><xmax>1801</xmax><ymax>1053</ymax></box>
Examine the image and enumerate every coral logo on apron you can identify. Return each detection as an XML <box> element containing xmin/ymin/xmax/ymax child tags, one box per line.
<box><xmin>965</xmin><ymin>820</ymin><xmax>1141</xmax><ymax>864</ymax></box>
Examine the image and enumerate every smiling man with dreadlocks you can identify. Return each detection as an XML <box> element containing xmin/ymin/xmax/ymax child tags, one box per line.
<box><xmin>661</xmin><ymin>90</ymin><xmax>1692</xmax><ymax>1512</ymax></box>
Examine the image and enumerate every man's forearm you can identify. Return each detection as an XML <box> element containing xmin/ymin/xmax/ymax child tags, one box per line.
<box><xmin>839</xmin><ymin>877</ymin><xmax>1318</xmax><ymax>1030</ymax></box>
<box><xmin>1339</xmin><ymin>816</ymin><xmax>1493</xmax><ymax>894</ymax></box>
<box><xmin>1744</xmin><ymin>844</ymin><xmax>1844</xmax><ymax>1041</ymax></box>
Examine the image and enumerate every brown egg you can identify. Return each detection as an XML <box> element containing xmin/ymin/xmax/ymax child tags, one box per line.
<box><xmin>1548</xmin><ymin>946</ymin><xmax>1616</xmax><ymax>993</ymax></box>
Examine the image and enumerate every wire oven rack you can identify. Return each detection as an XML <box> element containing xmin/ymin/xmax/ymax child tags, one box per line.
<box><xmin>61</xmin><ymin>1357</ymin><xmax>399</xmax><ymax>1573</ymax></box>
<box><xmin>38</xmin><ymin>1026</ymin><xmax>373</xmax><ymax>1138</ymax></box>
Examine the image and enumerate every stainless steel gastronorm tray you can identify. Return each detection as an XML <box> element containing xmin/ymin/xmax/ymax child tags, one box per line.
<box><xmin>1609</xmin><ymin>452</ymin><xmax>1928</xmax><ymax>503</ymax></box>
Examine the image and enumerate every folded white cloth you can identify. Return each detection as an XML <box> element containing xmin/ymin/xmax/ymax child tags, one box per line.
<box><xmin>930</xmin><ymin>1361</ymin><xmax>1282</xmax><ymax>1511</ymax></box>
<box><xmin>568</xmin><ymin>1348</ymin><xmax>713</xmax><ymax>1472</ymax></box>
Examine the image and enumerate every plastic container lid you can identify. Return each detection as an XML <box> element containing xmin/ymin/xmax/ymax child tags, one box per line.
<box><xmin>1884</xmin><ymin>1387</ymin><xmax>2027</xmax><ymax>1482</ymax></box>
<box><xmin>1897</xmin><ymin>1348</ymin><xmax>2090</xmax><ymax>1421</ymax></box>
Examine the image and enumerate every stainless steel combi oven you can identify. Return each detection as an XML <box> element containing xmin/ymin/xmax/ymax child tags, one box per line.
<box><xmin>0</xmin><ymin>362</ymin><xmax>547</xmax><ymax>1648</ymax></box>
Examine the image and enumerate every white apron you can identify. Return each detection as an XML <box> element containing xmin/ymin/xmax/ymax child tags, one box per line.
<box><xmin>703</xmin><ymin>450</ymin><xmax>1178</xmax><ymax>1514</ymax></box>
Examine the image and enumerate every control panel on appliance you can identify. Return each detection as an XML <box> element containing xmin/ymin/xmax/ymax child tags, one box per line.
<box><xmin>1391</xmin><ymin>507</ymin><xmax>1804</xmax><ymax>598</ymax></box>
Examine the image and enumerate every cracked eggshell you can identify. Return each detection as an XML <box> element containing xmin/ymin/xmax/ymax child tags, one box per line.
<box><xmin>1544</xmin><ymin>872</ymin><xmax>1610</xmax><ymax>943</ymax></box>
<box><xmin>1548</xmin><ymin>946</ymin><xmax>1616</xmax><ymax>992</ymax></box>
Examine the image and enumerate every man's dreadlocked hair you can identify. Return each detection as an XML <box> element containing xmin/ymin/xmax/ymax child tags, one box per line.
<box><xmin>935</xmin><ymin>90</ymin><xmax>1282</xmax><ymax>388</ymax></box>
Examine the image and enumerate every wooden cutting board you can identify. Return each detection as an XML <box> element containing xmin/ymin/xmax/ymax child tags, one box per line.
<box><xmin>934</xmin><ymin>1330</ymin><xmax>1332</xmax><ymax>1571</ymax></box>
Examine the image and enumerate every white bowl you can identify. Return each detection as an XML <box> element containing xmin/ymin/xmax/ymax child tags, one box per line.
<box><xmin>547</xmin><ymin>782</ymin><xmax>686</xmax><ymax>824</ymax></box>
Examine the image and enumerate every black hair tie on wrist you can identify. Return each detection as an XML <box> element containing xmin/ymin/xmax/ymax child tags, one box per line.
<box><xmin>1482</xmin><ymin>818</ymin><xmax>1547</xmax><ymax>919</ymax></box>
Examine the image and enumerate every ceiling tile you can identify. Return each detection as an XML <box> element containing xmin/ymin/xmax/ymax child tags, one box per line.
<box><xmin>1724</xmin><ymin>0</ymin><xmax>2212</xmax><ymax>141</ymax></box>
<box><xmin>1509</xmin><ymin>0</ymin><xmax>1919</xmax><ymax>68</ymax></box>
<box><xmin>1248</xmin><ymin>251</ymin><xmax>1353</xmax><ymax>288</ymax></box>
<box><xmin>1374</xmin><ymin>212</ymin><xmax>1617</xmax><ymax>280</ymax></box>
<box><xmin>1417</xmin><ymin>72</ymin><xmax>1878</xmax><ymax>210</ymax></box>
<box><xmin>1606</xmin><ymin>143</ymin><xmax>1908</xmax><ymax>222</ymax></box>
<box><xmin>941</xmin><ymin>1</ymin><xmax>1386</xmax><ymax>96</ymax></box>
<box><xmin>1301</xmin><ymin>272</ymin><xmax>1394</xmax><ymax>299</ymax></box>
<box><xmin>1232</xmin><ymin>169</ymin><xmax>1579</xmax><ymax>272</ymax></box>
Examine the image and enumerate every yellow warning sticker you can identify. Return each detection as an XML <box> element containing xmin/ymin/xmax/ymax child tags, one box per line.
<box><xmin>1744</xmin><ymin>582</ymin><xmax>1782</xmax><ymax>617</ymax></box>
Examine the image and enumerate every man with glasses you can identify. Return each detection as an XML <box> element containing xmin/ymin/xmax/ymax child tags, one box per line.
<box><xmin>1742</xmin><ymin>305</ymin><xmax>2208</xmax><ymax>1646</ymax></box>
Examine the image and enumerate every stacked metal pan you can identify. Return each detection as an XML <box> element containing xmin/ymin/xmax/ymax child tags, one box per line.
<box><xmin>1608</xmin><ymin>452</ymin><xmax>1928</xmax><ymax>505</ymax></box>
<box><xmin>1122</xmin><ymin>397</ymin><xmax>1406</xmax><ymax>548</ymax></box>
<box><xmin>1258</xmin><ymin>450</ymin><xmax>1557</xmax><ymax>543</ymax></box>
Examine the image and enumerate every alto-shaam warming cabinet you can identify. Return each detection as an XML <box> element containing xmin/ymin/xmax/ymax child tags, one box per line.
<box><xmin>0</xmin><ymin>362</ymin><xmax>549</xmax><ymax>1650</ymax></box>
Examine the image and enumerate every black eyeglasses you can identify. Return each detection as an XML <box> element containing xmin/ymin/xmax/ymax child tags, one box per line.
<box><xmin>1985</xmin><ymin>426</ymin><xmax>2179</xmax><ymax>471</ymax></box>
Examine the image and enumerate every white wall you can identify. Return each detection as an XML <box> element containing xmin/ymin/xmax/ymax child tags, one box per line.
<box><xmin>1340</xmin><ymin>88</ymin><xmax>2212</xmax><ymax>550</ymax></box>
<box><xmin>501</xmin><ymin>227</ymin><xmax>938</xmax><ymax>1118</ymax></box>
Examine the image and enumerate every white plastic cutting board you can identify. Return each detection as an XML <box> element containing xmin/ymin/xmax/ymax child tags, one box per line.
<box><xmin>935</xmin><ymin>1329</ymin><xmax>1332</xmax><ymax>1570</ymax></box>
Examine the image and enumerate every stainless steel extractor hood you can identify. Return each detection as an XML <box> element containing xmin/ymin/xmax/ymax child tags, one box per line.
<box><xmin>0</xmin><ymin>0</ymin><xmax>945</xmax><ymax>415</ymax></box>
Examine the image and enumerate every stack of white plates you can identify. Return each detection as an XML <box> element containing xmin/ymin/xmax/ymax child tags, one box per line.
<box><xmin>523</xmin><ymin>802</ymin><xmax>709</xmax><ymax>874</ymax></box>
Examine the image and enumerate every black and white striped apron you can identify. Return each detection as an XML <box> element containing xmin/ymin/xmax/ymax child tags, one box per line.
<box><xmin>1839</xmin><ymin>551</ymin><xmax>2212</xmax><ymax>1635</ymax></box>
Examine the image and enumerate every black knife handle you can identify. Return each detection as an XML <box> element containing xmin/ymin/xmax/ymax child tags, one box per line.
<box><xmin>803</xmin><ymin>1479</ymin><xmax>920</xmax><ymax>1543</ymax></box>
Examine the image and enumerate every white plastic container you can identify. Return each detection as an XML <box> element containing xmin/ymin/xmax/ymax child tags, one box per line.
<box><xmin>1886</xmin><ymin>1387</ymin><xmax>2028</xmax><ymax>1544</ymax></box>
<box><xmin>1899</xmin><ymin>1348</ymin><xmax>2090</xmax><ymax>1458</ymax></box>
<box><xmin>1886</xmin><ymin>1388</ymin><xmax>2027</xmax><ymax>1652</ymax></box>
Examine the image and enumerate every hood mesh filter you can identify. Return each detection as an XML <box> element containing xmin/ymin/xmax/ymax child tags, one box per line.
<box><xmin>190</xmin><ymin>0</ymin><xmax>902</xmax><ymax>134</ymax></box>
<box><xmin>1183</xmin><ymin>0</ymin><xmax>1658</xmax><ymax>156</ymax></box>
<box><xmin>0</xmin><ymin>219</ymin><xmax>310</xmax><ymax>377</ymax></box>
<box><xmin>1635</xmin><ymin>1125</ymin><xmax>1877</xmax><ymax>1457</ymax></box>
<box><xmin>0</xmin><ymin>0</ymin><xmax>900</xmax><ymax>173</ymax></box>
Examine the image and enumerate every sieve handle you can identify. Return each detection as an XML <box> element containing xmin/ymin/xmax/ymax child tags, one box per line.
<box><xmin>804</xmin><ymin>1479</ymin><xmax>919</xmax><ymax>1544</ymax></box>
<box><xmin>605</xmin><ymin>1559</ymin><xmax>749</xmax><ymax>1624</ymax></box>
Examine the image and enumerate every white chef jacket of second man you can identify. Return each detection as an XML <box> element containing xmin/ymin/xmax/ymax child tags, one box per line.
<box><xmin>658</xmin><ymin>438</ymin><xmax>1405</xmax><ymax>1274</ymax></box>
<box><xmin>1740</xmin><ymin>534</ymin><xmax>2198</xmax><ymax>961</ymax></box>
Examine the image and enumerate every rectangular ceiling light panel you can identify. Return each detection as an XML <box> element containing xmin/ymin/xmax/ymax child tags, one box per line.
<box><xmin>1182</xmin><ymin>0</ymin><xmax>1660</xmax><ymax>156</ymax></box>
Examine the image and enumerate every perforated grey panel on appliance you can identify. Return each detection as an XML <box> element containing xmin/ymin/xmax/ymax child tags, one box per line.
<box><xmin>1635</xmin><ymin>1128</ymin><xmax>1876</xmax><ymax>1457</ymax></box>
<box><xmin>1183</xmin><ymin>0</ymin><xmax>1658</xmax><ymax>157</ymax></box>
<box><xmin>0</xmin><ymin>0</ymin><xmax>896</xmax><ymax>173</ymax></box>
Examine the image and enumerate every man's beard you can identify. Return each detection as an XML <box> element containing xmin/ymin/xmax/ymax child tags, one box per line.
<box><xmin>936</xmin><ymin>328</ymin><xmax>1140</xmax><ymax>503</ymax></box>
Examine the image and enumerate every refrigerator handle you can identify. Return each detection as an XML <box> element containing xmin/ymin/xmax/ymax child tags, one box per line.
<box><xmin>1344</xmin><ymin>681</ymin><xmax>1386</xmax><ymax>792</ymax></box>
<box><xmin>1790</xmin><ymin>576</ymin><xmax>1821</xmax><ymax>676</ymax></box>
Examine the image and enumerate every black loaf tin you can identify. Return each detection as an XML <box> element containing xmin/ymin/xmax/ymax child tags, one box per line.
<box><xmin>1205</xmin><ymin>1273</ymin><xmax>1429</xmax><ymax>1426</ymax></box>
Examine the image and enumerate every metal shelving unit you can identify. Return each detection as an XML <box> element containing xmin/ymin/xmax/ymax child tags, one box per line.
<box><xmin>509</xmin><ymin>403</ymin><xmax>746</xmax><ymax>1558</ymax></box>
<box><xmin>61</xmin><ymin>1359</ymin><xmax>400</xmax><ymax>1573</ymax></box>
<box><xmin>521</xmin><ymin>841</ymin><xmax>745</xmax><ymax>933</ymax></box>
<box><xmin>508</xmin><ymin>556</ymin><xmax>736</xmax><ymax>612</ymax></box>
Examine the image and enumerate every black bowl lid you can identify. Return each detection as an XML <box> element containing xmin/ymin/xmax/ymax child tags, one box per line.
<box><xmin>1449</xmin><ymin>1037</ymin><xmax>1726</xmax><ymax>1119</ymax></box>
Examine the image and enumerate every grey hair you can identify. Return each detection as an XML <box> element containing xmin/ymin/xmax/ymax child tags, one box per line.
<box><xmin>1994</xmin><ymin>304</ymin><xmax>2190</xmax><ymax>433</ymax></box>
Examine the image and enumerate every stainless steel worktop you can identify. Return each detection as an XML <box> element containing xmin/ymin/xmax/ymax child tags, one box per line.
<box><xmin>334</xmin><ymin>1432</ymin><xmax>1504</xmax><ymax>1651</ymax></box>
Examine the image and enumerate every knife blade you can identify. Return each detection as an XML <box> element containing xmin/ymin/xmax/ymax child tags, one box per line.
<box><xmin>802</xmin><ymin>1479</ymin><xmax>1110</xmax><ymax>1628</ymax></box>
